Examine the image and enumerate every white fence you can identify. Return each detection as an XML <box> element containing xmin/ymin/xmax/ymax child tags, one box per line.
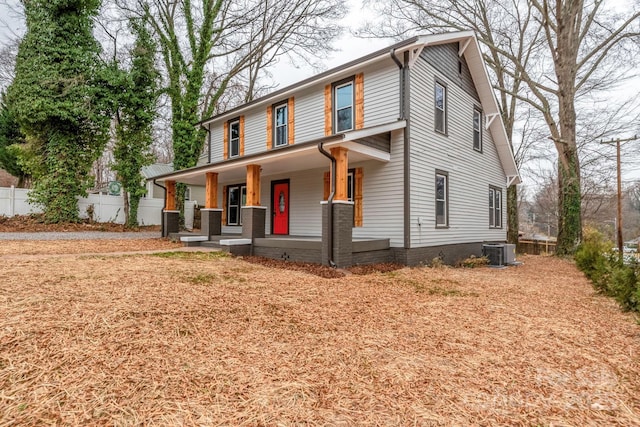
<box><xmin>0</xmin><ymin>186</ymin><xmax>196</xmax><ymax>228</ymax></box>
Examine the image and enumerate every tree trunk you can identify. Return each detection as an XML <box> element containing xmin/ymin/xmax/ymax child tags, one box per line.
<box><xmin>507</xmin><ymin>185</ymin><xmax>519</xmax><ymax>244</ymax></box>
<box><xmin>123</xmin><ymin>190</ymin><xmax>131</xmax><ymax>227</ymax></box>
<box><xmin>556</xmin><ymin>149</ymin><xmax>582</xmax><ymax>254</ymax></box>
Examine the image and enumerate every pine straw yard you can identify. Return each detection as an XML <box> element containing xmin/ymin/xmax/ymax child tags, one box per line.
<box><xmin>1</xmin><ymin>240</ymin><xmax>640</xmax><ymax>426</ymax></box>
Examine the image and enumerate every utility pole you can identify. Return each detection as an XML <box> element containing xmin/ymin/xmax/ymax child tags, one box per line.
<box><xmin>600</xmin><ymin>135</ymin><xmax>638</xmax><ymax>254</ymax></box>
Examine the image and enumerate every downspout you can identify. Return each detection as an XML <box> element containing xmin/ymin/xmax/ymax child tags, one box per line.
<box><xmin>318</xmin><ymin>142</ymin><xmax>337</xmax><ymax>268</ymax></box>
<box><xmin>153</xmin><ymin>179</ymin><xmax>167</xmax><ymax>237</ymax></box>
<box><xmin>391</xmin><ymin>48</ymin><xmax>412</xmax><ymax>250</ymax></box>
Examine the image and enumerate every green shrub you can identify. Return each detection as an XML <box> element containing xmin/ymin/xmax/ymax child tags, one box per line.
<box><xmin>575</xmin><ymin>228</ymin><xmax>640</xmax><ymax>312</ymax></box>
<box><xmin>609</xmin><ymin>260</ymin><xmax>639</xmax><ymax>311</ymax></box>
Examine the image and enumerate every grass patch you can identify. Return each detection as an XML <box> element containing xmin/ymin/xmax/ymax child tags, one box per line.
<box><xmin>188</xmin><ymin>273</ymin><xmax>217</xmax><ymax>285</ymax></box>
<box><xmin>151</xmin><ymin>251</ymin><xmax>228</xmax><ymax>260</ymax></box>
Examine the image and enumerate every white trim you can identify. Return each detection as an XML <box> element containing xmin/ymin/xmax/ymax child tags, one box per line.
<box><xmin>220</xmin><ymin>239</ymin><xmax>252</xmax><ymax>246</ymax></box>
<box><xmin>200</xmin><ymin>208</ymin><xmax>223</xmax><ymax>212</ymax></box>
<box><xmin>506</xmin><ymin>175</ymin><xmax>519</xmax><ymax>187</ymax></box>
<box><xmin>485</xmin><ymin>113</ymin><xmax>499</xmax><ymax>129</ymax></box>
<box><xmin>241</xmin><ymin>205</ymin><xmax>268</xmax><ymax>209</ymax></box>
<box><xmin>459</xmin><ymin>38</ymin><xmax>472</xmax><ymax>56</ymax></box>
<box><xmin>320</xmin><ymin>200</ymin><xmax>354</xmax><ymax>205</ymax></box>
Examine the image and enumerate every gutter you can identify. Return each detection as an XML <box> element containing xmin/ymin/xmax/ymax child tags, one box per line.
<box><xmin>153</xmin><ymin>179</ymin><xmax>167</xmax><ymax>237</ymax></box>
<box><xmin>391</xmin><ymin>48</ymin><xmax>412</xmax><ymax>250</ymax></box>
<box><xmin>317</xmin><ymin>142</ymin><xmax>337</xmax><ymax>268</ymax></box>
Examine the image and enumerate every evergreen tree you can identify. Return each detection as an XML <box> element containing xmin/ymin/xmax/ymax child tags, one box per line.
<box><xmin>0</xmin><ymin>92</ymin><xmax>29</xmax><ymax>187</ymax></box>
<box><xmin>8</xmin><ymin>0</ymin><xmax>114</xmax><ymax>222</ymax></box>
<box><xmin>113</xmin><ymin>20</ymin><xmax>159</xmax><ymax>228</ymax></box>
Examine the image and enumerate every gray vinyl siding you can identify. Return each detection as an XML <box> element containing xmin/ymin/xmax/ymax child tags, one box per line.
<box><xmin>209</xmin><ymin>124</ymin><xmax>224</xmax><ymax>164</ymax></box>
<box><xmin>352</xmin><ymin>129</ymin><xmax>405</xmax><ymax>246</ymax></box>
<box><xmin>243</xmin><ymin>108</ymin><xmax>267</xmax><ymax>156</ymax></box>
<box><xmin>362</xmin><ymin>59</ymin><xmax>400</xmax><ymax>127</ymax></box>
<box><xmin>220</xmin><ymin>169</ymin><xmax>325</xmax><ymax>236</ymax></box>
<box><xmin>292</xmin><ymin>86</ymin><xmax>325</xmax><ymax>143</ymax></box>
<box><xmin>409</xmin><ymin>49</ymin><xmax>506</xmax><ymax>248</ymax></box>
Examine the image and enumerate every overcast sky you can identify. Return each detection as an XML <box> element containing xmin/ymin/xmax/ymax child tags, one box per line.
<box><xmin>0</xmin><ymin>0</ymin><xmax>637</xmax><ymax>185</ymax></box>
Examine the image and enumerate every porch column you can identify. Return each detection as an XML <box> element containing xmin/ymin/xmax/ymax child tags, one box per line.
<box><xmin>331</xmin><ymin>147</ymin><xmax>349</xmax><ymax>201</ymax></box>
<box><xmin>202</xmin><ymin>172</ymin><xmax>222</xmax><ymax>237</ymax></box>
<box><xmin>322</xmin><ymin>147</ymin><xmax>353</xmax><ymax>267</ymax></box>
<box><xmin>163</xmin><ymin>180</ymin><xmax>179</xmax><ymax>237</ymax></box>
<box><xmin>242</xmin><ymin>164</ymin><xmax>266</xmax><ymax>239</ymax></box>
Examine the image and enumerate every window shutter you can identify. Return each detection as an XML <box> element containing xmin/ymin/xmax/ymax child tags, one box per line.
<box><xmin>239</xmin><ymin>115</ymin><xmax>245</xmax><ymax>156</ymax></box>
<box><xmin>222</xmin><ymin>185</ymin><xmax>228</xmax><ymax>225</ymax></box>
<box><xmin>323</xmin><ymin>171</ymin><xmax>330</xmax><ymax>200</ymax></box>
<box><xmin>288</xmin><ymin>97</ymin><xmax>295</xmax><ymax>144</ymax></box>
<box><xmin>223</xmin><ymin>121</ymin><xmax>229</xmax><ymax>160</ymax></box>
<box><xmin>266</xmin><ymin>107</ymin><xmax>272</xmax><ymax>149</ymax></box>
<box><xmin>324</xmin><ymin>84</ymin><xmax>332</xmax><ymax>136</ymax></box>
<box><xmin>354</xmin><ymin>167</ymin><xmax>363</xmax><ymax>226</ymax></box>
<box><xmin>355</xmin><ymin>73</ymin><xmax>364</xmax><ymax>130</ymax></box>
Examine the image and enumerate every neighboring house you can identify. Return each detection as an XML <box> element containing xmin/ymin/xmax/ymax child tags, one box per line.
<box><xmin>142</xmin><ymin>162</ymin><xmax>206</xmax><ymax>204</ymax></box>
<box><xmin>153</xmin><ymin>31</ymin><xmax>520</xmax><ymax>267</ymax></box>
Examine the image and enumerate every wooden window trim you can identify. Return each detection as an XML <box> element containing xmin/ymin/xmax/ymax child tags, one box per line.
<box><xmin>287</xmin><ymin>97</ymin><xmax>295</xmax><ymax>144</ymax></box>
<box><xmin>266</xmin><ymin>106</ymin><xmax>272</xmax><ymax>150</ymax></box>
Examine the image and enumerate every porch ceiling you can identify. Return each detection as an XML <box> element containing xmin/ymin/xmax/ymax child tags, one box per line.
<box><xmin>152</xmin><ymin>120</ymin><xmax>404</xmax><ymax>186</ymax></box>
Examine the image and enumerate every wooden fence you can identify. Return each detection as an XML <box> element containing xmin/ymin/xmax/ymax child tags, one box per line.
<box><xmin>518</xmin><ymin>239</ymin><xmax>557</xmax><ymax>255</ymax></box>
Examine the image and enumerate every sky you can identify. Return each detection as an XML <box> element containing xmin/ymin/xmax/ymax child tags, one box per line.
<box><xmin>0</xmin><ymin>0</ymin><xmax>638</xmax><ymax>188</ymax></box>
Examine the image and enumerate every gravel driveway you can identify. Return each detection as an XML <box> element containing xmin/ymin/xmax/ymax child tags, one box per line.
<box><xmin>0</xmin><ymin>231</ymin><xmax>161</xmax><ymax>240</ymax></box>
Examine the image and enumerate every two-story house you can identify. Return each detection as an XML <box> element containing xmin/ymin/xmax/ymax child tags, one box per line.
<box><xmin>152</xmin><ymin>31</ymin><xmax>520</xmax><ymax>267</ymax></box>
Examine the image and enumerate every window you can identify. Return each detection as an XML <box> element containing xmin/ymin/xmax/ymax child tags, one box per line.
<box><xmin>335</xmin><ymin>80</ymin><xmax>354</xmax><ymax>132</ymax></box>
<box><xmin>274</xmin><ymin>103</ymin><xmax>288</xmax><ymax>147</ymax></box>
<box><xmin>227</xmin><ymin>184</ymin><xmax>246</xmax><ymax>225</ymax></box>
<box><xmin>435</xmin><ymin>172</ymin><xmax>448</xmax><ymax>227</ymax></box>
<box><xmin>473</xmin><ymin>109</ymin><xmax>482</xmax><ymax>151</ymax></box>
<box><xmin>489</xmin><ymin>187</ymin><xmax>502</xmax><ymax>228</ymax></box>
<box><xmin>228</xmin><ymin>119</ymin><xmax>240</xmax><ymax>158</ymax></box>
<box><xmin>435</xmin><ymin>82</ymin><xmax>446</xmax><ymax>133</ymax></box>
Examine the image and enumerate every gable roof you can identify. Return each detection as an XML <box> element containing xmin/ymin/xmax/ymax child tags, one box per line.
<box><xmin>200</xmin><ymin>31</ymin><xmax>520</xmax><ymax>185</ymax></box>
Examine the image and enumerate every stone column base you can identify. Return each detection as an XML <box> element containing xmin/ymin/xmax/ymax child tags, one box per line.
<box><xmin>201</xmin><ymin>208</ymin><xmax>222</xmax><ymax>237</ymax></box>
<box><xmin>241</xmin><ymin>206</ymin><xmax>267</xmax><ymax>240</ymax></box>
<box><xmin>163</xmin><ymin>210</ymin><xmax>180</xmax><ymax>237</ymax></box>
<box><xmin>321</xmin><ymin>201</ymin><xmax>353</xmax><ymax>268</ymax></box>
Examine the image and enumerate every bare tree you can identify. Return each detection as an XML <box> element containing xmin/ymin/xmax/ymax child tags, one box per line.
<box><xmin>116</xmin><ymin>0</ymin><xmax>346</xmax><ymax>176</ymax></box>
<box><xmin>362</xmin><ymin>0</ymin><xmax>640</xmax><ymax>254</ymax></box>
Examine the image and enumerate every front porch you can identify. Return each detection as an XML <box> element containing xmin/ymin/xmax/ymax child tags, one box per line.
<box><xmin>170</xmin><ymin>232</ymin><xmax>393</xmax><ymax>266</ymax></box>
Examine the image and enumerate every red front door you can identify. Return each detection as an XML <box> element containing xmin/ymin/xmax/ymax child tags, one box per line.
<box><xmin>272</xmin><ymin>181</ymin><xmax>289</xmax><ymax>235</ymax></box>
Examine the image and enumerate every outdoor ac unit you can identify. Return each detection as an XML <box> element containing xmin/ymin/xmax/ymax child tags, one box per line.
<box><xmin>482</xmin><ymin>243</ymin><xmax>517</xmax><ymax>266</ymax></box>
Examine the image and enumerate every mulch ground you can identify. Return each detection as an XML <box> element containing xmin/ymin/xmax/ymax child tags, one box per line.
<box><xmin>0</xmin><ymin>238</ymin><xmax>639</xmax><ymax>425</ymax></box>
<box><xmin>0</xmin><ymin>214</ymin><xmax>160</xmax><ymax>233</ymax></box>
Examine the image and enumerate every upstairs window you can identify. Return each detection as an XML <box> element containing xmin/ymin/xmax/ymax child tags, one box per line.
<box><xmin>436</xmin><ymin>171</ymin><xmax>448</xmax><ymax>227</ymax></box>
<box><xmin>274</xmin><ymin>103</ymin><xmax>288</xmax><ymax>147</ymax></box>
<box><xmin>228</xmin><ymin>119</ymin><xmax>240</xmax><ymax>158</ymax></box>
<box><xmin>489</xmin><ymin>187</ymin><xmax>502</xmax><ymax>228</ymax></box>
<box><xmin>435</xmin><ymin>81</ymin><xmax>447</xmax><ymax>134</ymax></box>
<box><xmin>335</xmin><ymin>80</ymin><xmax>354</xmax><ymax>132</ymax></box>
<box><xmin>473</xmin><ymin>109</ymin><xmax>482</xmax><ymax>151</ymax></box>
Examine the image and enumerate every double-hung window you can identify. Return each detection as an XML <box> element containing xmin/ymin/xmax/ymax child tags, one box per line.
<box><xmin>229</xmin><ymin>119</ymin><xmax>240</xmax><ymax>158</ymax></box>
<box><xmin>335</xmin><ymin>80</ymin><xmax>354</xmax><ymax>132</ymax></box>
<box><xmin>489</xmin><ymin>187</ymin><xmax>502</xmax><ymax>228</ymax></box>
<box><xmin>274</xmin><ymin>103</ymin><xmax>288</xmax><ymax>147</ymax></box>
<box><xmin>435</xmin><ymin>82</ymin><xmax>446</xmax><ymax>134</ymax></box>
<box><xmin>435</xmin><ymin>171</ymin><xmax>448</xmax><ymax>227</ymax></box>
<box><xmin>473</xmin><ymin>109</ymin><xmax>482</xmax><ymax>151</ymax></box>
<box><xmin>227</xmin><ymin>184</ymin><xmax>246</xmax><ymax>226</ymax></box>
